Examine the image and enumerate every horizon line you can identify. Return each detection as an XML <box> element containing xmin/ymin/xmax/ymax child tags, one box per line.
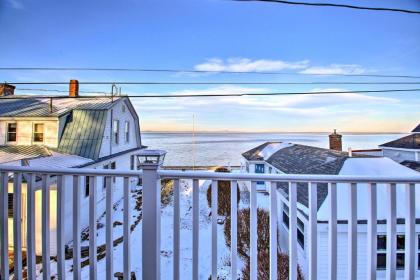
<box><xmin>142</xmin><ymin>130</ymin><xmax>407</xmax><ymax>134</ymax></box>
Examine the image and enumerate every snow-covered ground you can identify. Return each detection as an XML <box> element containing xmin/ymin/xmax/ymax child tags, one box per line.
<box><xmin>40</xmin><ymin>179</ymin><xmax>266</xmax><ymax>279</ymax></box>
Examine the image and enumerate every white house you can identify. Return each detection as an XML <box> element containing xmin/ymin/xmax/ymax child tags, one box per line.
<box><xmin>379</xmin><ymin>123</ymin><xmax>420</xmax><ymax>172</ymax></box>
<box><xmin>242</xmin><ymin>141</ymin><xmax>420</xmax><ymax>279</ymax></box>
<box><xmin>0</xmin><ymin>81</ymin><xmax>145</xmax><ymax>255</ymax></box>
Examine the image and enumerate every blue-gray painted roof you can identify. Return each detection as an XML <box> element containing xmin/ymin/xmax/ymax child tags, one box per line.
<box><xmin>0</xmin><ymin>96</ymin><xmax>119</xmax><ymax>117</ymax></box>
<box><xmin>57</xmin><ymin>110</ymin><xmax>107</xmax><ymax>160</ymax></box>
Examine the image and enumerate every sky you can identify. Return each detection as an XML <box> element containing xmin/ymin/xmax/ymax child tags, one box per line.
<box><xmin>0</xmin><ymin>0</ymin><xmax>419</xmax><ymax>132</ymax></box>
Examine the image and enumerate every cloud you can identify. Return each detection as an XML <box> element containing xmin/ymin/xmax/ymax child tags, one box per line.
<box><xmin>300</xmin><ymin>64</ymin><xmax>365</xmax><ymax>75</ymax></box>
<box><xmin>7</xmin><ymin>0</ymin><xmax>24</xmax><ymax>9</ymax></box>
<box><xmin>194</xmin><ymin>58</ymin><xmax>309</xmax><ymax>72</ymax></box>
<box><xmin>131</xmin><ymin>86</ymin><xmax>398</xmax><ymax>119</ymax></box>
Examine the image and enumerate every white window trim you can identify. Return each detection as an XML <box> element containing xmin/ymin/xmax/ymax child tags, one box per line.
<box><xmin>113</xmin><ymin>120</ymin><xmax>120</xmax><ymax>145</ymax></box>
<box><xmin>33</xmin><ymin>123</ymin><xmax>45</xmax><ymax>143</ymax></box>
<box><xmin>6</xmin><ymin>122</ymin><xmax>17</xmax><ymax>143</ymax></box>
<box><xmin>125</xmin><ymin>121</ymin><xmax>130</xmax><ymax>143</ymax></box>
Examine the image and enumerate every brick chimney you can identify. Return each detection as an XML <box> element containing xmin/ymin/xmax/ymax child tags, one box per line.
<box><xmin>329</xmin><ymin>129</ymin><xmax>342</xmax><ymax>151</ymax></box>
<box><xmin>0</xmin><ymin>83</ymin><xmax>15</xmax><ymax>96</ymax></box>
<box><xmin>69</xmin><ymin>79</ymin><xmax>79</xmax><ymax>97</ymax></box>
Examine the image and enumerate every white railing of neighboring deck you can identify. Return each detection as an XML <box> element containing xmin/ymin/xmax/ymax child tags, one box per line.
<box><xmin>0</xmin><ymin>165</ymin><xmax>418</xmax><ymax>280</ymax></box>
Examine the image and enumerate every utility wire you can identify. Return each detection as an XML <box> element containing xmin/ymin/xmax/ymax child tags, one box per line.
<box><xmin>8</xmin><ymin>81</ymin><xmax>420</xmax><ymax>85</ymax></box>
<box><xmin>15</xmin><ymin>88</ymin><xmax>109</xmax><ymax>94</ymax></box>
<box><xmin>233</xmin><ymin>0</ymin><xmax>420</xmax><ymax>15</ymax></box>
<box><xmin>1</xmin><ymin>67</ymin><xmax>420</xmax><ymax>79</ymax></box>
<box><xmin>4</xmin><ymin>88</ymin><xmax>420</xmax><ymax>99</ymax></box>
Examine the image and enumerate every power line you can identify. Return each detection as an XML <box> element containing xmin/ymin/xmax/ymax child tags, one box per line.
<box><xmin>233</xmin><ymin>0</ymin><xmax>420</xmax><ymax>15</ymax></box>
<box><xmin>7</xmin><ymin>81</ymin><xmax>420</xmax><ymax>85</ymax></box>
<box><xmin>1</xmin><ymin>67</ymin><xmax>420</xmax><ymax>79</ymax></box>
<box><xmin>4</xmin><ymin>88</ymin><xmax>420</xmax><ymax>98</ymax></box>
<box><xmin>15</xmin><ymin>88</ymin><xmax>109</xmax><ymax>94</ymax></box>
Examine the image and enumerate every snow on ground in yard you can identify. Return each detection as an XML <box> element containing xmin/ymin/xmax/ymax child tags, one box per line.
<box><xmin>43</xmin><ymin>179</ymin><xmax>248</xmax><ymax>279</ymax></box>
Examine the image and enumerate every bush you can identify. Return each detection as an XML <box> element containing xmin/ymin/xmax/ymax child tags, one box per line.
<box><xmin>241</xmin><ymin>250</ymin><xmax>304</xmax><ymax>280</ymax></box>
<box><xmin>224</xmin><ymin>208</ymin><xmax>270</xmax><ymax>258</ymax></box>
<box><xmin>206</xmin><ymin>167</ymin><xmax>240</xmax><ymax>216</ymax></box>
<box><xmin>161</xmin><ymin>179</ymin><xmax>174</xmax><ymax>206</ymax></box>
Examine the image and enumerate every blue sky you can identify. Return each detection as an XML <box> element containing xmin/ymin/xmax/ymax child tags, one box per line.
<box><xmin>1</xmin><ymin>0</ymin><xmax>419</xmax><ymax>132</ymax></box>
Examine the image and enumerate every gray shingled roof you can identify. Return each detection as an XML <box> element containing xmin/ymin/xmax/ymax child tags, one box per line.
<box><xmin>243</xmin><ymin>142</ymin><xmax>372</xmax><ymax>211</ymax></box>
<box><xmin>0</xmin><ymin>145</ymin><xmax>51</xmax><ymax>164</ymax></box>
<box><xmin>276</xmin><ymin>182</ymin><xmax>328</xmax><ymax>211</ymax></box>
<box><xmin>0</xmin><ymin>96</ymin><xmax>119</xmax><ymax>117</ymax></box>
<box><xmin>401</xmin><ymin>160</ymin><xmax>420</xmax><ymax>172</ymax></box>
<box><xmin>412</xmin><ymin>123</ymin><xmax>420</xmax><ymax>133</ymax></box>
<box><xmin>267</xmin><ymin>144</ymin><xmax>349</xmax><ymax>175</ymax></box>
<box><xmin>57</xmin><ymin>110</ymin><xmax>107</xmax><ymax>160</ymax></box>
<box><xmin>380</xmin><ymin>134</ymin><xmax>420</xmax><ymax>150</ymax></box>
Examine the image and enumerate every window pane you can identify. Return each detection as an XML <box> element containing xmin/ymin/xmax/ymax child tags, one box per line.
<box><xmin>418</xmin><ymin>253</ymin><xmax>420</xmax><ymax>269</ymax></box>
<box><xmin>418</xmin><ymin>235</ymin><xmax>420</xmax><ymax>250</ymax></box>
<box><xmin>34</xmin><ymin>124</ymin><xmax>44</xmax><ymax>142</ymax></box>
<box><xmin>377</xmin><ymin>253</ymin><xmax>386</xmax><ymax>270</ymax></box>
<box><xmin>396</xmin><ymin>235</ymin><xmax>405</xmax><ymax>250</ymax></box>
<box><xmin>85</xmin><ymin>176</ymin><xmax>90</xmax><ymax>197</ymax></box>
<box><xmin>396</xmin><ymin>253</ymin><xmax>405</xmax><ymax>269</ymax></box>
<box><xmin>34</xmin><ymin>123</ymin><xmax>43</xmax><ymax>132</ymax></box>
<box><xmin>7</xmin><ymin>123</ymin><xmax>17</xmax><ymax>142</ymax></box>
<box><xmin>377</xmin><ymin>235</ymin><xmax>386</xmax><ymax>251</ymax></box>
<box><xmin>8</xmin><ymin>193</ymin><xmax>13</xmax><ymax>218</ymax></box>
<box><xmin>298</xmin><ymin>229</ymin><xmax>305</xmax><ymax>248</ymax></box>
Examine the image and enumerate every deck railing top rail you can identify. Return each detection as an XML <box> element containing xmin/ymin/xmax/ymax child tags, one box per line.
<box><xmin>0</xmin><ymin>165</ymin><xmax>419</xmax><ymax>183</ymax></box>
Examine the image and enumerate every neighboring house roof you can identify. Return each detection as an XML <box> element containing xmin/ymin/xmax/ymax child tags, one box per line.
<box><xmin>317</xmin><ymin>157</ymin><xmax>420</xmax><ymax>222</ymax></box>
<box><xmin>0</xmin><ymin>145</ymin><xmax>51</xmax><ymax>164</ymax></box>
<box><xmin>412</xmin><ymin>123</ymin><xmax>420</xmax><ymax>133</ymax></box>
<box><xmin>0</xmin><ymin>96</ymin><xmax>120</xmax><ymax>118</ymax></box>
<box><xmin>380</xmin><ymin>134</ymin><xmax>420</xmax><ymax>150</ymax></box>
<box><xmin>57</xmin><ymin>110</ymin><xmax>107</xmax><ymax>160</ymax></box>
<box><xmin>242</xmin><ymin>142</ymin><xmax>275</xmax><ymax>161</ymax></box>
<box><xmin>26</xmin><ymin>151</ymin><xmax>93</xmax><ymax>169</ymax></box>
<box><xmin>401</xmin><ymin>160</ymin><xmax>420</xmax><ymax>172</ymax></box>
<box><xmin>0</xmin><ymin>145</ymin><xmax>92</xmax><ymax>168</ymax></box>
<box><xmin>243</xmin><ymin>142</ymin><xmax>378</xmax><ymax>215</ymax></box>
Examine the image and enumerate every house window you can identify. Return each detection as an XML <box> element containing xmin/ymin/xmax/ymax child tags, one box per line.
<box><xmin>85</xmin><ymin>176</ymin><xmax>90</xmax><ymax>197</ymax></box>
<box><xmin>103</xmin><ymin>164</ymin><xmax>109</xmax><ymax>189</ymax></box>
<box><xmin>8</xmin><ymin>193</ymin><xmax>13</xmax><ymax>218</ymax></box>
<box><xmin>113</xmin><ymin>120</ymin><xmax>119</xmax><ymax>144</ymax></box>
<box><xmin>418</xmin><ymin>235</ymin><xmax>420</xmax><ymax>269</ymax></box>
<box><xmin>125</xmin><ymin>121</ymin><xmax>130</xmax><ymax>143</ymax></box>
<box><xmin>7</xmin><ymin>123</ymin><xmax>17</xmax><ymax>142</ymax></box>
<box><xmin>377</xmin><ymin>234</ymin><xmax>406</xmax><ymax>270</ymax></box>
<box><xmin>282</xmin><ymin>203</ymin><xmax>305</xmax><ymax>248</ymax></box>
<box><xmin>33</xmin><ymin>123</ymin><xmax>44</xmax><ymax>142</ymax></box>
<box><xmin>130</xmin><ymin>155</ymin><xmax>135</xmax><ymax>170</ymax></box>
<box><xmin>255</xmin><ymin>164</ymin><xmax>265</xmax><ymax>185</ymax></box>
<box><xmin>122</xmin><ymin>105</ymin><xmax>126</xmax><ymax>112</ymax></box>
<box><xmin>111</xmin><ymin>162</ymin><xmax>116</xmax><ymax>183</ymax></box>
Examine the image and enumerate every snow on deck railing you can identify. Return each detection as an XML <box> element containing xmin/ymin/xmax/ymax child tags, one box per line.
<box><xmin>0</xmin><ymin>165</ymin><xmax>419</xmax><ymax>280</ymax></box>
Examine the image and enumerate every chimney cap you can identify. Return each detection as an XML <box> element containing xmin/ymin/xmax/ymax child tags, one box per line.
<box><xmin>0</xmin><ymin>83</ymin><xmax>16</xmax><ymax>96</ymax></box>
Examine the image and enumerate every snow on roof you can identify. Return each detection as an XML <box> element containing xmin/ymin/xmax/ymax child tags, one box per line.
<box><xmin>317</xmin><ymin>157</ymin><xmax>420</xmax><ymax>221</ymax></box>
<box><xmin>256</xmin><ymin>142</ymin><xmax>292</xmax><ymax>160</ymax></box>
<box><xmin>28</xmin><ymin>151</ymin><xmax>93</xmax><ymax>168</ymax></box>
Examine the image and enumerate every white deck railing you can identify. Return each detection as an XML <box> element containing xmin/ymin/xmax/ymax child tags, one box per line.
<box><xmin>0</xmin><ymin>165</ymin><xmax>419</xmax><ymax>280</ymax></box>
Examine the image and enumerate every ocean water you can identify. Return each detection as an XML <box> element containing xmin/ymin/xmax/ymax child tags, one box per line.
<box><xmin>141</xmin><ymin>132</ymin><xmax>405</xmax><ymax>167</ymax></box>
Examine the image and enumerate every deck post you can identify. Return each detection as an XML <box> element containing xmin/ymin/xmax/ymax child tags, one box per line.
<box><xmin>139</xmin><ymin>150</ymin><xmax>166</xmax><ymax>280</ymax></box>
